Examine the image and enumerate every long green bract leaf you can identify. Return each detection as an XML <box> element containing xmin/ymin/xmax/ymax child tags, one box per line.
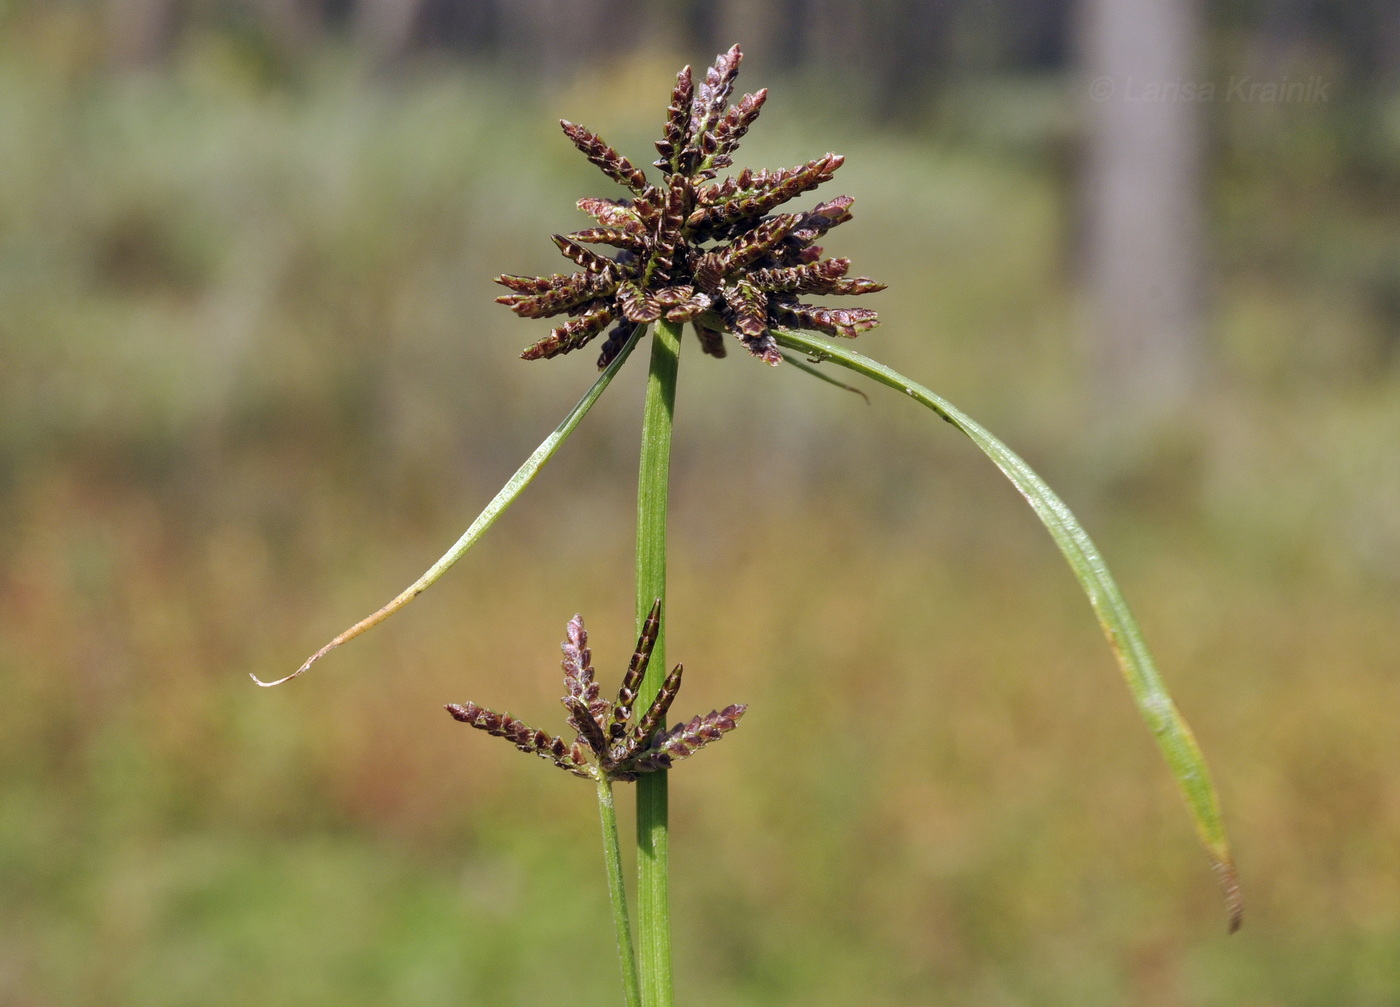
<box><xmin>254</xmin><ymin>324</ymin><xmax>646</xmax><ymax>687</ymax></box>
<box><xmin>774</xmin><ymin>328</ymin><xmax>1241</xmax><ymax>932</ymax></box>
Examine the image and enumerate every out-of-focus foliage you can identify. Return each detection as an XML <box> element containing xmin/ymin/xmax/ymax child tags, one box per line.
<box><xmin>2</xmin><ymin>8</ymin><xmax>1399</xmax><ymax>1006</ymax></box>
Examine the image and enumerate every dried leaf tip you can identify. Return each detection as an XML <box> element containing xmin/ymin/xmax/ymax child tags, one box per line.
<box><xmin>495</xmin><ymin>46</ymin><xmax>885</xmax><ymax>367</ymax></box>
<box><xmin>1217</xmin><ymin>859</ymin><xmax>1244</xmax><ymax>934</ymax></box>
<box><xmin>446</xmin><ymin>601</ymin><xmax>744</xmax><ymax>783</ymax></box>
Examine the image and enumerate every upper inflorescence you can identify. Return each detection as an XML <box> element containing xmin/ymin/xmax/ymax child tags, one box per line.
<box><xmin>495</xmin><ymin>45</ymin><xmax>885</xmax><ymax>366</ymax></box>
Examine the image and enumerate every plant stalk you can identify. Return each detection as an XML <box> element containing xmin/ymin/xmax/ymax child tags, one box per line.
<box><xmin>596</xmin><ymin>778</ymin><xmax>641</xmax><ymax>1007</ymax></box>
<box><xmin>634</xmin><ymin>318</ymin><xmax>681</xmax><ymax>1006</ymax></box>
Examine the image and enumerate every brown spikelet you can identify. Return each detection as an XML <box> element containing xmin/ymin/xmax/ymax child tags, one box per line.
<box><xmin>689</xmin><ymin>155</ymin><xmax>844</xmax><ymax>230</ymax></box>
<box><xmin>560</xmin><ymin>120</ymin><xmax>651</xmax><ymax>195</ymax></box>
<box><xmin>495</xmin><ymin>270</ymin><xmax>618</xmax><ymax>319</ymax></box>
<box><xmin>567</xmin><ymin>696</ymin><xmax>609</xmax><ymax>756</ymax></box>
<box><xmin>749</xmin><ymin>258</ymin><xmax>849</xmax><ymax>293</ymax></box>
<box><xmin>664</xmin><ymin>293</ymin><xmax>712</xmax><ymax>323</ymax></box>
<box><xmin>551</xmin><ymin>234</ymin><xmax>617</xmax><ymax>274</ymax></box>
<box><xmin>567</xmin><ymin>227</ymin><xmax>648</xmax><ymax>253</ymax></box>
<box><xmin>495</xmin><ymin>273</ymin><xmax>558</xmax><ymax>294</ymax></box>
<box><xmin>577</xmin><ymin>197</ymin><xmax>647</xmax><ymax>235</ymax></box>
<box><xmin>656</xmin><ymin>64</ymin><xmax>695</xmax><ymax>172</ymax></box>
<box><xmin>711</xmin><ymin>88</ymin><xmax>767</xmax><ymax>165</ymax></box>
<box><xmin>693</xmin><ymin>44</ymin><xmax>744</xmax><ymax>139</ymax></box>
<box><xmin>633</xmin><ymin>704</ymin><xmax>748</xmax><ymax>773</ymax></box>
<box><xmin>597</xmin><ymin>320</ymin><xmax>637</xmax><ymax>368</ymax></box>
<box><xmin>828</xmin><ymin>277</ymin><xmax>887</xmax><ymax>296</ymax></box>
<box><xmin>770</xmin><ymin>302</ymin><xmax>880</xmax><ymax>340</ymax></box>
<box><xmin>617</xmin><ymin>280</ymin><xmax>661</xmax><ymax>323</ymax></box>
<box><xmin>695</xmin><ymin>322</ymin><xmax>727</xmax><ymax>358</ymax></box>
<box><xmin>560</xmin><ymin>614</ymin><xmax>608</xmax><ymax>733</ymax></box>
<box><xmin>520</xmin><ymin>301</ymin><xmax>617</xmax><ymax>361</ymax></box>
<box><xmin>716</xmin><ymin>214</ymin><xmax>798</xmax><ymax>274</ymax></box>
<box><xmin>632</xmin><ymin>663</ymin><xmax>684</xmax><ymax>747</ymax></box>
<box><xmin>609</xmin><ymin>600</ymin><xmax>661</xmax><ymax>741</ymax></box>
<box><xmin>650</xmin><ymin>178</ymin><xmax>689</xmax><ymax>284</ymax></box>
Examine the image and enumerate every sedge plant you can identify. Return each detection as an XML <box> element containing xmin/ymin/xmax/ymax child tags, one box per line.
<box><xmin>257</xmin><ymin>45</ymin><xmax>1240</xmax><ymax>1006</ymax></box>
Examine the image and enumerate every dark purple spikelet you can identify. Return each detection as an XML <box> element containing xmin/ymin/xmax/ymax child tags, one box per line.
<box><xmin>446</xmin><ymin>602</ymin><xmax>744</xmax><ymax>783</ymax></box>
<box><xmin>630</xmin><ymin>662</ymin><xmax>683</xmax><ymax>749</ymax></box>
<box><xmin>633</xmin><ymin>705</ymin><xmax>748</xmax><ymax>775</ymax></box>
<box><xmin>445</xmin><ymin>702</ymin><xmax>590</xmax><ymax>776</ymax></box>
<box><xmin>494</xmin><ymin>46</ymin><xmax>884</xmax><ymax>367</ymax></box>
<box><xmin>609</xmin><ymin>600</ymin><xmax>661</xmax><ymax>741</ymax></box>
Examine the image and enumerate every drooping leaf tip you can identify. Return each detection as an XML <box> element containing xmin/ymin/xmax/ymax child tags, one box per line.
<box><xmin>250</xmin><ymin>651</ymin><xmax>320</xmax><ymax>687</ymax></box>
<box><xmin>1216</xmin><ymin>858</ymin><xmax>1243</xmax><ymax>933</ymax></box>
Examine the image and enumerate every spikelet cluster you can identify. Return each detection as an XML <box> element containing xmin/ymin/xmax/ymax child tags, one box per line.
<box><xmin>446</xmin><ymin>601</ymin><xmax>745</xmax><ymax>782</ymax></box>
<box><xmin>495</xmin><ymin>45</ymin><xmax>885</xmax><ymax>366</ymax></box>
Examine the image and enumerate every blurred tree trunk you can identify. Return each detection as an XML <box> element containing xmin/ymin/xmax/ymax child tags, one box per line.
<box><xmin>105</xmin><ymin>0</ymin><xmax>179</xmax><ymax>66</ymax></box>
<box><xmin>711</xmin><ymin>0</ymin><xmax>786</xmax><ymax>63</ymax></box>
<box><xmin>252</xmin><ymin>0</ymin><xmax>323</xmax><ymax>59</ymax></box>
<box><xmin>870</xmin><ymin>0</ymin><xmax>954</xmax><ymax>122</ymax></box>
<box><xmin>1077</xmin><ymin>0</ymin><xmax>1205</xmax><ymax>429</ymax></box>
<box><xmin>802</xmin><ymin>0</ymin><xmax>866</xmax><ymax>74</ymax></box>
<box><xmin>496</xmin><ymin>0</ymin><xmax>621</xmax><ymax>80</ymax></box>
<box><xmin>353</xmin><ymin>0</ymin><xmax>431</xmax><ymax>65</ymax></box>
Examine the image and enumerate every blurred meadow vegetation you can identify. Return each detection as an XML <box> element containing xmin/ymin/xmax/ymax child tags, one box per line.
<box><xmin>3</xmin><ymin>6</ymin><xmax>1400</xmax><ymax>1006</ymax></box>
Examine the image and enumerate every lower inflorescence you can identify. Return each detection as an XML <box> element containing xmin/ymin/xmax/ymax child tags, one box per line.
<box><xmin>446</xmin><ymin>601</ymin><xmax>745</xmax><ymax>783</ymax></box>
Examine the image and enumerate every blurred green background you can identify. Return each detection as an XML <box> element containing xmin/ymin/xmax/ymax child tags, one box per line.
<box><xmin>2</xmin><ymin>3</ymin><xmax>1399</xmax><ymax>1005</ymax></box>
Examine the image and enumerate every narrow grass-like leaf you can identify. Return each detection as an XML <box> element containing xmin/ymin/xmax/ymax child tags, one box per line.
<box><xmin>253</xmin><ymin>324</ymin><xmax>645</xmax><ymax>687</ymax></box>
<box><xmin>774</xmin><ymin>327</ymin><xmax>1241</xmax><ymax>932</ymax></box>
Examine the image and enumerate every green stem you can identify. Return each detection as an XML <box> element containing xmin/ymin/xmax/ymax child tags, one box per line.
<box><xmin>596</xmin><ymin>778</ymin><xmax>641</xmax><ymax>1007</ymax></box>
<box><xmin>634</xmin><ymin>318</ymin><xmax>681</xmax><ymax>1006</ymax></box>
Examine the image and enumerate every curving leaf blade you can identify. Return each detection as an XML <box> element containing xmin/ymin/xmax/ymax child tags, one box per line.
<box><xmin>774</xmin><ymin>328</ymin><xmax>1241</xmax><ymax>933</ymax></box>
<box><xmin>254</xmin><ymin>324</ymin><xmax>647</xmax><ymax>687</ymax></box>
